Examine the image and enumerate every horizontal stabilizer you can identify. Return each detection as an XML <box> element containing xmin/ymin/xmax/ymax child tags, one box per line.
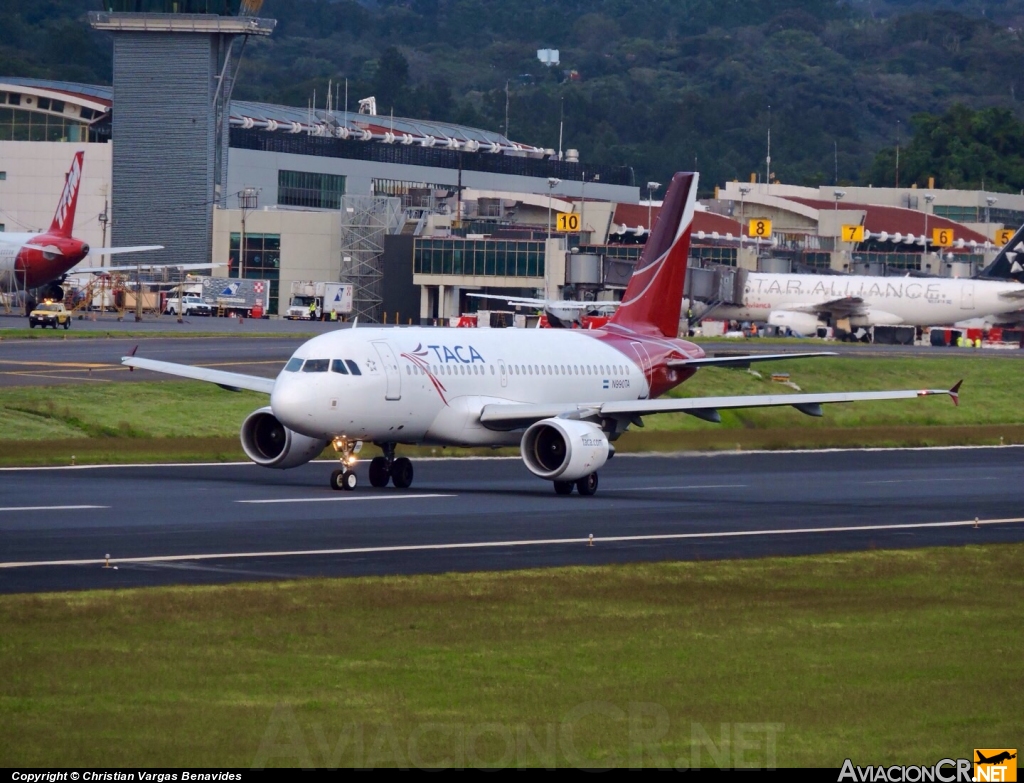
<box><xmin>121</xmin><ymin>356</ymin><xmax>275</xmax><ymax>395</ymax></box>
<box><xmin>87</xmin><ymin>245</ymin><xmax>165</xmax><ymax>256</ymax></box>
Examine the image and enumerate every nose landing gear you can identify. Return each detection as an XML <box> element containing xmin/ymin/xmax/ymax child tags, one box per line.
<box><xmin>329</xmin><ymin>436</ymin><xmax>361</xmax><ymax>491</ymax></box>
<box><xmin>368</xmin><ymin>442</ymin><xmax>415</xmax><ymax>489</ymax></box>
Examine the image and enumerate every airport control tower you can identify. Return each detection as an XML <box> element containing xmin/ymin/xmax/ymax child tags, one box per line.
<box><xmin>90</xmin><ymin>1</ymin><xmax>275</xmax><ymax>267</ymax></box>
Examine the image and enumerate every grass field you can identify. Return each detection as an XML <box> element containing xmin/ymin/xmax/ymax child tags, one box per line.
<box><xmin>0</xmin><ymin>355</ymin><xmax>1021</xmax><ymax>465</ymax></box>
<box><xmin>1</xmin><ymin>544</ymin><xmax>1020</xmax><ymax>767</ymax></box>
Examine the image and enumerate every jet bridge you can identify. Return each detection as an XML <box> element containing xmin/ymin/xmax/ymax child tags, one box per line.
<box><xmin>684</xmin><ymin>264</ymin><xmax>747</xmax><ymax>306</ymax></box>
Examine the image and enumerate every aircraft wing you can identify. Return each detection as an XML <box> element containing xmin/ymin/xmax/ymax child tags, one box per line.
<box><xmin>121</xmin><ymin>356</ymin><xmax>275</xmax><ymax>394</ymax></box>
<box><xmin>466</xmin><ymin>293</ymin><xmax>617</xmax><ymax>311</ymax></box>
<box><xmin>778</xmin><ymin>297</ymin><xmax>865</xmax><ymax>317</ymax></box>
<box><xmin>997</xmin><ymin>287</ymin><xmax>1024</xmax><ymax>300</ymax></box>
<box><xmin>479</xmin><ymin>382</ymin><xmax>961</xmax><ymax>430</ymax></box>
<box><xmin>667</xmin><ymin>351</ymin><xmax>837</xmax><ymax>368</ymax></box>
<box><xmin>73</xmin><ymin>260</ymin><xmax>209</xmax><ymax>274</ymax></box>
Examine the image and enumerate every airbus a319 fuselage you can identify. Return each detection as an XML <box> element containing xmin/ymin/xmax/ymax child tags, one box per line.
<box><xmin>125</xmin><ymin>171</ymin><xmax>959</xmax><ymax>495</ymax></box>
<box><xmin>268</xmin><ymin>324</ymin><xmax>700</xmax><ymax>448</ymax></box>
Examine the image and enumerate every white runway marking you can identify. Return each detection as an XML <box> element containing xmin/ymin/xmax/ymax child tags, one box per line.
<box><xmin>2</xmin><ymin>516</ymin><xmax>1021</xmax><ymax>569</ymax></box>
<box><xmin>237</xmin><ymin>493</ymin><xmax>454</xmax><ymax>505</ymax></box>
<box><xmin>604</xmin><ymin>484</ymin><xmax>746</xmax><ymax>492</ymax></box>
<box><xmin>0</xmin><ymin>505</ymin><xmax>109</xmax><ymax>512</ymax></box>
<box><xmin>862</xmin><ymin>477</ymin><xmax>998</xmax><ymax>484</ymax></box>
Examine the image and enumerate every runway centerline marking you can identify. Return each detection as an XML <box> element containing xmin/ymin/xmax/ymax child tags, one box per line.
<box><xmin>0</xmin><ymin>505</ymin><xmax>110</xmax><ymax>512</ymax></box>
<box><xmin>237</xmin><ymin>493</ymin><xmax>454</xmax><ymax>505</ymax></box>
<box><xmin>3</xmin><ymin>516</ymin><xmax>1022</xmax><ymax>569</ymax></box>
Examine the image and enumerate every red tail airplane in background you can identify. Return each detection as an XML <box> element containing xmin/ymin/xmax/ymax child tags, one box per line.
<box><xmin>0</xmin><ymin>151</ymin><xmax>163</xmax><ymax>302</ymax></box>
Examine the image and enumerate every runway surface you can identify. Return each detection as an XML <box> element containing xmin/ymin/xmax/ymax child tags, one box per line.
<box><xmin>2</xmin><ymin>448</ymin><xmax>1021</xmax><ymax>594</ymax></box>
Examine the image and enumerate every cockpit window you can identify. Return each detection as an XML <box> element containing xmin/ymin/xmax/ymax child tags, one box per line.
<box><xmin>302</xmin><ymin>359</ymin><xmax>329</xmax><ymax>373</ymax></box>
<box><xmin>331</xmin><ymin>359</ymin><xmax>349</xmax><ymax>375</ymax></box>
<box><xmin>345</xmin><ymin>360</ymin><xmax>362</xmax><ymax>376</ymax></box>
<box><xmin>284</xmin><ymin>358</ymin><xmax>303</xmax><ymax>372</ymax></box>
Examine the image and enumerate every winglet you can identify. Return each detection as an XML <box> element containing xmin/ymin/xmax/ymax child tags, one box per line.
<box><xmin>127</xmin><ymin>344</ymin><xmax>138</xmax><ymax>372</ymax></box>
<box><xmin>950</xmin><ymin>379</ymin><xmax>963</xmax><ymax>407</ymax></box>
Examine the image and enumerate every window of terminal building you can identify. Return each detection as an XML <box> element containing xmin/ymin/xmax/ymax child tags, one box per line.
<box><xmin>229</xmin><ymin>232</ymin><xmax>280</xmax><ymax>314</ymax></box>
<box><xmin>278</xmin><ymin>170</ymin><xmax>346</xmax><ymax>210</ymax></box>
<box><xmin>690</xmin><ymin>246</ymin><xmax>738</xmax><ymax>266</ymax></box>
<box><xmin>104</xmin><ymin>1</ymin><xmax>243</xmax><ymax>12</ymax></box>
<box><xmin>0</xmin><ymin>172</ymin><xmax>5</xmax><ymax>180</ymax></box>
<box><xmin>414</xmin><ymin>238</ymin><xmax>545</xmax><ymax>278</ymax></box>
<box><xmin>0</xmin><ymin>108</ymin><xmax>89</xmax><ymax>142</ymax></box>
<box><xmin>372</xmin><ymin>179</ymin><xmax>449</xmax><ymax>209</ymax></box>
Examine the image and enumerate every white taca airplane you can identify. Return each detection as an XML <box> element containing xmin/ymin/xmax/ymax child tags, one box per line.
<box><xmin>123</xmin><ymin>172</ymin><xmax>960</xmax><ymax>495</ymax></box>
<box><xmin>703</xmin><ymin>225</ymin><xmax>1024</xmax><ymax>334</ymax></box>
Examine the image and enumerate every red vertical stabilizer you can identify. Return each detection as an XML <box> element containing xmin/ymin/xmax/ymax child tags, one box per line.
<box><xmin>48</xmin><ymin>151</ymin><xmax>85</xmax><ymax>238</ymax></box>
<box><xmin>609</xmin><ymin>171</ymin><xmax>697</xmax><ymax>337</ymax></box>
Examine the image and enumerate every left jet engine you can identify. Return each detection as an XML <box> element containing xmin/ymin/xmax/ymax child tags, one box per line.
<box><xmin>240</xmin><ymin>406</ymin><xmax>329</xmax><ymax>469</ymax></box>
<box><xmin>521</xmin><ymin>418</ymin><xmax>611</xmax><ymax>481</ymax></box>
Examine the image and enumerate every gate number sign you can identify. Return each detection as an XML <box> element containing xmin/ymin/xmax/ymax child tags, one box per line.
<box><xmin>932</xmin><ymin>228</ymin><xmax>954</xmax><ymax>247</ymax></box>
<box><xmin>556</xmin><ymin>212</ymin><xmax>580</xmax><ymax>232</ymax></box>
<box><xmin>748</xmin><ymin>218</ymin><xmax>772</xmax><ymax>238</ymax></box>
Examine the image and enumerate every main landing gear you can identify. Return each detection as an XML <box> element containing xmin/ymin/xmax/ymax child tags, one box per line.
<box><xmin>553</xmin><ymin>472</ymin><xmax>599</xmax><ymax>496</ymax></box>
<box><xmin>368</xmin><ymin>442</ymin><xmax>414</xmax><ymax>489</ymax></box>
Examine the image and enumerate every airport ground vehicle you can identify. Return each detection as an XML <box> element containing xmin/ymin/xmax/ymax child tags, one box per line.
<box><xmin>164</xmin><ymin>295</ymin><xmax>212</xmax><ymax>317</ymax></box>
<box><xmin>124</xmin><ymin>172</ymin><xmax>959</xmax><ymax>495</ymax></box>
<box><xmin>285</xmin><ymin>282</ymin><xmax>353</xmax><ymax>320</ymax></box>
<box><xmin>28</xmin><ymin>302</ymin><xmax>71</xmax><ymax>329</ymax></box>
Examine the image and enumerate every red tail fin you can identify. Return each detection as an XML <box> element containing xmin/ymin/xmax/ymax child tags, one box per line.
<box><xmin>49</xmin><ymin>151</ymin><xmax>84</xmax><ymax>238</ymax></box>
<box><xmin>610</xmin><ymin>171</ymin><xmax>697</xmax><ymax>337</ymax></box>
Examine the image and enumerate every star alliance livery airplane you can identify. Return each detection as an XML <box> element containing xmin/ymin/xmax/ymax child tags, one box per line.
<box><xmin>123</xmin><ymin>172</ymin><xmax>961</xmax><ymax>495</ymax></box>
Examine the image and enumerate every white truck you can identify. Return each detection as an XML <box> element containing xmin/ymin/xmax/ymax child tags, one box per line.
<box><xmin>285</xmin><ymin>281</ymin><xmax>354</xmax><ymax>320</ymax></box>
<box><xmin>164</xmin><ymin>294</ymin><xmax>212</xmax><ymax>317</ymax></box>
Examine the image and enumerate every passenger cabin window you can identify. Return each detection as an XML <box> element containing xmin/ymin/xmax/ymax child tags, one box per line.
<box><xmin>302</xmin><ymin>359</ymin><xmax>329</xmax><ymax>372</ymax></box>
<box><xmin>345</xmin><ymin>360</ymin><xmax>362</xmax><ymax>376</ymax></box>
<box><xmin>284</xmin><ymin>358</ymin><xmax>303</xmax><ymax>372</ymax></box>
<box><xmin>331</xmin><ymin>359</ymin><xmax>349</xmax><ymax>375</ymax></box>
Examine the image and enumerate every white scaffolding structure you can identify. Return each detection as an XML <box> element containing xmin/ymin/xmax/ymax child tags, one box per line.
<box><xmin>339</xmin><ymin>195</ymin><xmax>403</xmax><ymax>323</ymax></box>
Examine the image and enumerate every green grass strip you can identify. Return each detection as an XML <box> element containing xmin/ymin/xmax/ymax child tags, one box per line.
<box><xmin>1</xmin><ymin>544</ymin><xmax>1020</xmax><ymax>767</ymax></box>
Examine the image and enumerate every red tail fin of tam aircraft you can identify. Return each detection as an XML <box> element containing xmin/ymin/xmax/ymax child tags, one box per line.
<box><xmin>49</xmin><ymin>151</ymin><xmax>84</xmax><ymax>238</ymax></box>
<box><xmin>610</xmin><ymin>171</ymin><xmax>698</xmax><ymax>337</ymax></box>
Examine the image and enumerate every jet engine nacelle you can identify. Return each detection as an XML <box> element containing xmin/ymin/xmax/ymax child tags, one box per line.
<box><xmin>521</xmin><ymin>418</ymin><xmax>610</xmax><ymax>481</ymax></box>
<box><xmin>240</xmin><ymin>406</ymin><xmax>328</xmax><ymax>469</ymax></box>
<box><xmin>767</xmin><ymin>310</ymin><xmax>822</xmax><ymax>336</ymax></box>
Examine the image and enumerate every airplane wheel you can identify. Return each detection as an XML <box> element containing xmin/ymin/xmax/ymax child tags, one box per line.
<box><xmin>553</xmin><ymin>480</ymin><xmax>574</xmax><ymax>495</ymax></box>
<box><xmin>369</xmin><ymin>456</ymin><xmax>391</xmax><ymax>487</ymax></box>
<box><xmin>330</xmin><ymin>469</ymin><xmax>345</xmax><ymax>490</ymax></box>
<box><xmin>343</xmin><ymin>470</ymin><xmax>357</xmax><ymax>491</ymax></box>
<box><xmin>390</xmin><ymin>457</ymin><xmax>414</xmax><ymax>489</ymax></box>
<box><xmin>576</xmin><ymin>473</ymin><xmax>599</xmax><ymax>496</ymax></box>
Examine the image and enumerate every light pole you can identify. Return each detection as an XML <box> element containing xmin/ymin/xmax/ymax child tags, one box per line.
<box><xmin>834</xmin><ymin>189</ymin><xmax>846</xmax><ymax>255</ymax></box>
<box><xmin>738</xmin><ymin>184</ymin><xmax>751</xmax><ymax>246</ymax></box>
<box><xmin>985</xmin><ymin>195</ymin><xmax>997</xmax><ymax>230</ymax></box>
<box><xmin>923</xmin><ymin>193</ymin><xmax>935</xmax><ymax>254</ymax></box>
<box><xmin>238</xmin><ymin>187</ymin><xmax>259</xmax><ymax>279</ymax></box>
<box><xmin>546</xmin><ymin>177</ymin><xmax>561</xmax><ymax>238</ymax></box>
<box><xmin>580</xmin><ymin>172</ymin><xmax>599</xmax><ymax>245</ymax></box>
<box><xmin>646</xmin><ymin>181</ymin><xmax>661</xmax><ymax>237</ymax></box>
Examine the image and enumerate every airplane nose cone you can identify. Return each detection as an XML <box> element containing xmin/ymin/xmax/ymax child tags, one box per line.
<box><xmin>270</xmin><ymin>379</ymin><xmax>313</xmax><ymax>431</ymax></box>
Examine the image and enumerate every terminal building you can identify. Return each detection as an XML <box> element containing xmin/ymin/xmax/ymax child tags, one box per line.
<box><xmin>1</xmin><ymin>2</ymin><xmax>1019</xmax><ymax>324</ymax></box>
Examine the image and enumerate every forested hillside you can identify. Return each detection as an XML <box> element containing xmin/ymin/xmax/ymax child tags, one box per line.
<box><xmin>3</xmin><ymin>0</ymin><xmax>1024</xmax><ymax>192</ymax></box>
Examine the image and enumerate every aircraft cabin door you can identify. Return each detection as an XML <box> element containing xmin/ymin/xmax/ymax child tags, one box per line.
<box><xmin>629</xmin><ymin>342</ymin><xmax>653</xmax><ymax>398</ymax></box>
<box><xmin>960</xmin><ymin>283</ymin><xmax>975</xmax><ymax>310</ymax></box>
<box><xmin>498</xmin><ymin>360</ymin><xmax>507</xmax><ymax>388</ymax></box>
<box><xmin>372</xmin><ymin>341</ymin><xmax>402</xmax><ymax>401</ymax></box>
